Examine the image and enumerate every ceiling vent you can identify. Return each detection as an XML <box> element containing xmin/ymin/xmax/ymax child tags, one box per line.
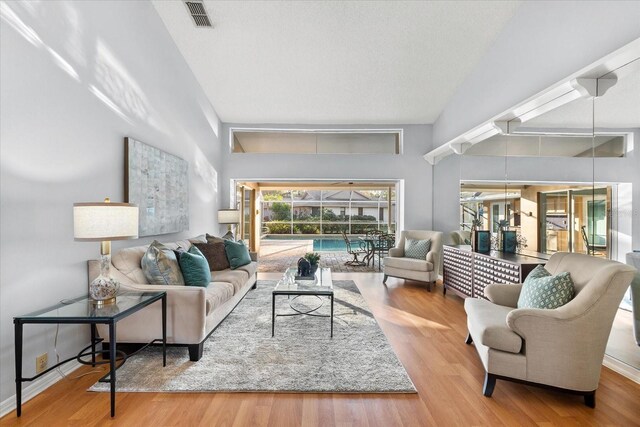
<box><xmin>184</xmin><ymin>1</ymin><xmax>212</xmax><ymax>28</ymax></box>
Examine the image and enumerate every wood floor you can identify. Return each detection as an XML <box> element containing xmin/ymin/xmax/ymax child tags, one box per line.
<box><xmin>3</xmin><ymin>272</ymin><xmax>640</xmax><ymax>426</ymax></box>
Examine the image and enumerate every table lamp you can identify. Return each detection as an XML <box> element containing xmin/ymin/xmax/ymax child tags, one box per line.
<box><xmin>218</xmin><ymin>209</ymin><xmax>240</xmax><ymax>240</ymax></box>
<box><xmin>74</xmin><ymin>198</ymin><xmax>138</xmax><ymax>305</ymax></box>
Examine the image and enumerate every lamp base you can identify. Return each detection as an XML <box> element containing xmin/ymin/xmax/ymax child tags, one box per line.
<box><xmin>90</xmin><ymin>253</ymin><xmax>120</xmax><ymax>304</ymax></box>
<box><xmin>89</xmin><ymin>274</ymin><xmax>120</xmax><ymax>304</ymax></box>
<box><xmin>91</xmin><ymin>296</ymin><xmax>117</xmax><ymax>306</ymax></box>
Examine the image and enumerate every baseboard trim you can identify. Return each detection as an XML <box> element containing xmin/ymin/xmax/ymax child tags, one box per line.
<box><xmin>0</xmin><ymin>360</ymin><xmax>82</xmax><ymax>418</ymax></box>
<box><xmin>603</xmin><ymin>354</ymin><xmax>640</xmax><ymax>384</ymax></box>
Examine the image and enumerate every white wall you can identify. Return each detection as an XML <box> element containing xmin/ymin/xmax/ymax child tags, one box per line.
<box><xmin>432</xmin><ymin>1</ymin><xmax>640</xmax><ymax>148</ymax></box>
<box><xmin>0</xmin><ymin>1</ymin><xmax>222</xmax><ymax>405</ymax></box>
<box><xmin>220</xmin><ymin>124</ymin><xmax>433</xmax><ymax>231</ymax></box>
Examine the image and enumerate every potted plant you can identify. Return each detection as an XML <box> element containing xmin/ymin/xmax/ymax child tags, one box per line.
<box><xmin>304</xmin><ymin>252</ymin><xmax>321</xmax><ymax>275</ymax></box>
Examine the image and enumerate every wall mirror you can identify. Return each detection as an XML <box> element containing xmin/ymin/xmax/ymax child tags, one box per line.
<box><xmin>450</xmin><ymin>52</ymin><xmax>639</xmax><ymax>373</ymax></box>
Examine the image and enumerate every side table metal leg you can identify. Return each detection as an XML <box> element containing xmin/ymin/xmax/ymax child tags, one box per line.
<box><xmin>272</xmin><ymin>294</ymin><xmax>276</xmax><ymax>337</ymax></box>
<box><xmin>90</xmin><ymin>324</ymin><xmax>97</xmax><ymax>367</ymax></box>
<box><xmin>330</xmin><ymin>295</ymin><xmax>334</xmax><ymax>338</ymax></box>
<box><xmin>14</xmin><ymin>320</ymin><xmax>23</xmax><ymax>417</ymax></box>
<box><xmin>109</xmin><ymin>322</ymin><xmax>116</xmax><ymax>417</ymax></box>
<box><xmin>162</xmin><ymin>295</ymin><xmax>167</xmax><ymax>367</ymax></box>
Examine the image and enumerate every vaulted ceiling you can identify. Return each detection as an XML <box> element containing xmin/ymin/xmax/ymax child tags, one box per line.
<box><xmin>152</xmin><ymin>1</ymin><xmax>520</xmax><ymax>124</ymax></box>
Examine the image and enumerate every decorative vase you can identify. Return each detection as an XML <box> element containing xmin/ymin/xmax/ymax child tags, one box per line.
<box><xmin>90</xmin><ymin>254</ymin><xmax>119</xmax><ymax>305</ymax></box>
<box><xmin>309</xmin><ymin>264</ymin><xmax>319</xmax><ymax>275</ymax></box>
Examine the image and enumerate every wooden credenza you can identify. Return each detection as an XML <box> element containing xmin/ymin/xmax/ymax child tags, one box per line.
<box><xmin>443</xmin><ymin>245</ymin><xmax>549</xmax><ymax>299</ymax></box>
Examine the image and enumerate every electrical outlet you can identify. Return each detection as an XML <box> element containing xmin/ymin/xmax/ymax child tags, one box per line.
<box><xmin>36</xmin><ymin>353</ymin><xmax>48</xmax><ymax>374</ymax></box>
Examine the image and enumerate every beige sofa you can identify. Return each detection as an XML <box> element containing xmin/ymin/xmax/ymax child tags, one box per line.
<box><xmin>464</xmin><ymin>252</ymin><xmax>636</xmax><ymax>407</ymax></box>
<box><xmin>383</xmin><ymin>230</ymin><xmax>443</xmax><ymax>291</ymax></box>
<box><xmin>89</xmin><ymin>237</ymin><xmax>257</xmax><ymax>361</ymax></box>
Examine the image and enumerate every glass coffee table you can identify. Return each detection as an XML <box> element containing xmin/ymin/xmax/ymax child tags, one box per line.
<box><xmin>272</xmin><ymin>267</ymin><xmax>334</xmax><ymax>337</ymax></box>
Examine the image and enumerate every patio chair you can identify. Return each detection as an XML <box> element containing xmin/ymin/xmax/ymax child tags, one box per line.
<box><xmin>342</xmin><ymin>231</ymin><xmax>367</xmax><ymax>266</ymax></box>
<box><xmin>373</xmin><ymin>233</ymin><xmax>396</xmax><ymax>271</ymax></box>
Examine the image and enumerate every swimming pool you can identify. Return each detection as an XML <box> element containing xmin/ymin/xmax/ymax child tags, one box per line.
<box><xmin>263</xmin><ymin>236</ymin><xmax>352</xmax><ymax>251</ymax></box>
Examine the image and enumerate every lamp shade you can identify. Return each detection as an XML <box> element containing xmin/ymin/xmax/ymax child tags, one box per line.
<box><xmin>218</xmin><ymin>209</ymin><xmax>240</xmax><ymax>224</ymax></box>
<box><xmin>74</xmin><ymin>202</ymin><xmax>139</xmax><ymax>241</ymax></box>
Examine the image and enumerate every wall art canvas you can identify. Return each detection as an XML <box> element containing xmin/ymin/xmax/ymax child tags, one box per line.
<box><xmin>125</xmin><ymin>137</ymin><xmax>189</xmax><ymax>237</ymax></box>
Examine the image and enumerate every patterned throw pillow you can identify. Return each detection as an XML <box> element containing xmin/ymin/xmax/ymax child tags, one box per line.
<box><xmin>141</xmin><ymin>240</ymin><xmax>185</xmax><ymax>286</ymax></box>
<box><xmin>517</xmin><ymin>266</ymin><xmax>574</xmax><ymax>309</ymax></box>
<box><xmin>404</xmin><ymin>238</ymin><xmax>432</xmax><ymax>260</ymax></box>
<box><xmin>524</xmin><ymin>264</ymin><xmax>551</xmax><ymax>283</ymax></box>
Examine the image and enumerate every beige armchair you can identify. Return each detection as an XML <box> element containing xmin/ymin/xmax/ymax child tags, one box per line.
<box><xmin>450</xmin><ymin>230</ymin><xmax>471</xmax><ymax>245</ymax></box>
<box><xmin>464</xmin><ymin>252</ymin><xmax>636</xmax><ymax>407</ymax></box>
<box><xmin>383</xmin><ymin>230</ymin><xmax>443</xmax><ymax>291</ymax></box>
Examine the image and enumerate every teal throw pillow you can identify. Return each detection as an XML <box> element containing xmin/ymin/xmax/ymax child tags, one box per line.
<box><xmin>404</xmin><ymin>238</ymin><xmax>431</xmax><ymax>260</ymax></box>
<box><xmin>141</xmin><ymin>240</ymin><xmax>185</xmax><ymax>286</ymax></box>
<box><xmin>517</xmin><ymin>266</ymin><xmax>574</xmax><ymax>309</ymax></box>
<box><xmin>524</xmin><ymin>264</ymin><xmax>551</xmax><ymax>283</ymax></box>
<box><xmin>224</xmin><ymin>240</ymin><xmax>252</xmax><ymax>269</ymax></box>
<box><xmin>178</xmin><ymin>246</ymin><xmax>211</xmax><ymax>287</ymax></box>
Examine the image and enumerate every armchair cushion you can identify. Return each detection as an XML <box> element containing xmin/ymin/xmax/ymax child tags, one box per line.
<box><xmin>465</xmin><ymin>298</ymin><xmax>523</xmax><ymax>354</ymax></box>
<box><xmin>384</xmin><ymin>256</ymin><xmax>433</xmax><ymax>272</ymax></box>
<box><xmin>517</xmin><ymin>268</ymin><xmax>574</xmax><ymax>309</ymax></box>
<box><xmin>404</xmin><ymin>238</ymin><xmax>431</xmax><ymax>259</ymax></box>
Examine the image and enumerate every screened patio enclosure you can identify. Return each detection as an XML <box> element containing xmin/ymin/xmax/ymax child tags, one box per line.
<box><xmin>261</xmin><ymin>187</ymin><xmax>396</xmax><ymax>235</ymax></box>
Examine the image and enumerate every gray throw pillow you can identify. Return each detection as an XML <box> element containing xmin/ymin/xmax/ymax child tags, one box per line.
<box><xmin>404</xmin><ymin>238</ymin><xmax>431</xmax><ymax>260</ymax></box>
<box><xmin>517</xmin><ymin>265</ymin><xmax>574</xmax><ymax>309</ymax></box>
<box><xmin>141</xmin><ymin>240</ymin><xmax>185</xmax><ymax>286</ymax></box>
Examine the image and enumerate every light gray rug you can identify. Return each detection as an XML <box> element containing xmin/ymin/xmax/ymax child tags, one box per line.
<box><xmin>89</xmin><ymin>280</ymin><xmax>416</xmax><ymax>393</ymax></box>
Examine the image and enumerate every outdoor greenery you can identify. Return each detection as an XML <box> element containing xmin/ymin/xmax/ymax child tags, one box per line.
<box><xmin>261</xmin><ymin>189</ymin><xmax>396</xmax><ymax>235</ymax></box>
<box><xmin>270</xmin><ymin>202</ymin><xmax>291</xmax><ymax>221</ymax></box>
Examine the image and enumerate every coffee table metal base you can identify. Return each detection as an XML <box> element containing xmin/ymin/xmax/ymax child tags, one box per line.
<box><xmin>272</xmin><ymin>293</ymin><xmax>333</xmax><ymax>338</ymax></box>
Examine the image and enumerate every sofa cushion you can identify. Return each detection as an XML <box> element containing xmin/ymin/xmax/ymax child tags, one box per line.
<box><xmin>384</xmin><ymin>256</ymin><xmax>433</xmax><ymax>272</ymax></box>
<box><xmin>194</xmin><ymin>242</ymin><xmax>230</xmax><ymax>271</ymax></box>
<box><xmin>205</xmin><ymin>282</ymin><xmax>235</xmax><ymax>315</ymax></box>
<box><xmin>141</xmin><ymin>241</ymin><xmax>185</xmax><ymax>286</ymax></box>
<box><xmin>178</xmin><ymin>246</ymin><xmax>211</xmax><ymax>287</ymax></box>
<box><xmin>212</xmin><ymin>269</ymin><xmax>249</xmax><ymax>294</ymax></box>
<box><xmin>224</xmin><ymin>240</ymin><xmax>252</xmax><ymax>269</ymax></box>
<box><xmin>112</xmin><ymin>245</ymin><xmax>148</xmax><ymax>284</ymax></box>
<box><xmin>237</xmin><ymin>261</ymin><xmax>258</xmax><ymax>279</ymax></box>
<box><xmin>518</xmin><ymin>267</ymin><xmax>574</xmax><ymax>309</ymax></box>
<box><xmin>206</xmin><ymin>234</ymin><xmax>225</xmax><ymax>244</ymax></box>
<box><xmin>465</xmin><ymin>298</ymin><xmax>522</xmax><ymax>354</ymax></box>
<box><xmin>189</xmin><ymin>234</ymin><xmax>207</xmax><ymax>244</ymax></box>
<box><xmin>404</xmin><ymin>238</ymin><xmax>431</xmax><ymax>260</ymax></box>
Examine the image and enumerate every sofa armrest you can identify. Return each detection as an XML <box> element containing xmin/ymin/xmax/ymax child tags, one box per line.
<box><xmin>250</xmin><ymin>251</ymin><xmax>259</xmax><ymax>262</ymax></box>
<box><xmin>485</xmin><ymin>283</ymin><xmax>522</xmax><ymax>308</ymax></box>
<box><xmin>117</xmin><ymin>282</ymin><xmax>208</xmax><ymax>343</ymax></box>
<box><xmin>389</xmin><ymin>247</ymin><xmax>403</xmax><ymax>257</ymax></box>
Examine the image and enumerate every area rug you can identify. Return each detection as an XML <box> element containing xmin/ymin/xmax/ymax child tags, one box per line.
<box><xmin>89</xmin><ymin>280</ymin><xmax>416</xmax><ymax>393</ymax></box>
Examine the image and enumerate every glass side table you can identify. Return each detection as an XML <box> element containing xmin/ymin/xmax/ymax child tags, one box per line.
<box><xmin>14</xmin><ymin>291</ymin><xmax>167</xmax><ymax>418</ymax></box>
